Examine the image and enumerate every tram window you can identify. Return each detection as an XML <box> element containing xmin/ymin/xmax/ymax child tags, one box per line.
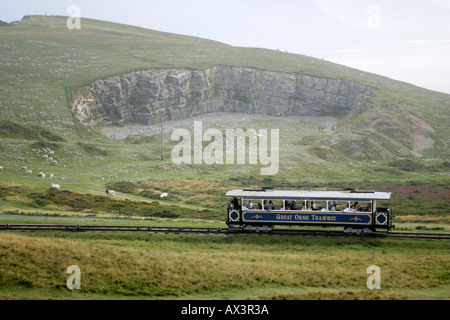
<box><xmin>327</xmin><ymin>201</ymin><xmax>372</xmax><ymax>212</ymax></box>
<box><xmin>242</xmin><ymin>199</ymin><xmax>250</xmax><ymax>210</ymax></box>
<box><xmin>271</xmin><ymin>200</ymin><xmax>284</xmax><ymax>210</ymax></box>
<box><xmin>286</xmin><ymin>200</ymin><xmax>302</xmax><ymax>210</ymax></box>
<box><xmin>242</xmin><ymin>199</ymin><xmax>263</xmax><ymax>210</ymax></box>
<box><xmin>247</xmin><ymin>199</ymin><xmax>262</xmax><ymax>210</ymax></box>
<box><xmin>314</xmin><ymin>201</ymin><xmax>328</xmax><ymax>211</ymax></box>
<box><xmin>353</xmin><ymin>201</ymin><xmax>372</xmax><ymax>212</ymax></box>
<box><xmin>263</xmin><ymin>200</ymin><xmax>275</xmax><ymax>210</ymax></box>
<box><xmin>331</xmin><ymin>201</ymin><xmax>348</xmax><ymax>212</ymax></box>
<box><xmin>346</xmin><ymin>201</ymin><xmax>366</xmax><ymax>212</ymax></box>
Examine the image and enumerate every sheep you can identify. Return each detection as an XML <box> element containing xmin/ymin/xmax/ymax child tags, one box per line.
<box><xmin>51</xmin><ymin>183</ymin><xmax>60</xmax><ymax>189</ymax></box>
<box><xmin>0</xmin><ymin>166</ymin><xmax>3</xmax><ymax>171</ymax></box>
<box><xmin>48</xmin><ymin>151</ymin><xmax>54</xmax><ymax>156</ymax></box>
<box><xmin>47</xmin><ymin>157</ymin><xmax>53</xmax><ymax>162</ymax></box>
<box><xmin>37</xmin><ymin>172</ymin><xmax>45</xmax><ymax>178</ymax></box>
<box><xmin>160</xmin><ymin>192</ymin><xmax>168</xmax><ymax>198</ymax></box>
<box><xmin>20</xmin><ymin>166</ymin><xmax>27</xmax><ymax>171</ymax></box>
<box><xmin>51</xmin><ymin>160</ymin><xmax>57</xmax><ymax>165</ymax></box>
<box><xmin>25</xmin><ymin>169</ymin><xmax>32</xmax><ymax>175</ymax></box>
<box><xmin>106</xmin><ymin>189</ymin><xmax>115</xmax><ymax>197</ymax></box>
<box><xmin>42</xmin><ymin>155</ymin><xmax>48</xmax><ymax>159</ymax></box>
<box><xmin>49</xmin><ymin>173</ymin><xmax>54</xmax><ymax>179</ymax></box>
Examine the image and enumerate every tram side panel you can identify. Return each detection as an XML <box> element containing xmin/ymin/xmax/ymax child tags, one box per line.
<box><xmin>241</xmin><ymin>210</ymin><xmax>373</xmax><ymax>229</ymax></box>
<box><xmin>228</xmin><ymin>209</ymin><xmax>393</xmax><ymax>231</ymax></box>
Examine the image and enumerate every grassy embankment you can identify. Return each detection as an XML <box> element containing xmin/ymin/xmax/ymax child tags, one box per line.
<box><xmin>1</xmin><ymin>177</ymin><xmax>449</xmax><ymax>228</ymax></box>
<box><xmin>0</xmin><ymin>230</ymin><xmax>449</xmax><ymax>300</ymax></box>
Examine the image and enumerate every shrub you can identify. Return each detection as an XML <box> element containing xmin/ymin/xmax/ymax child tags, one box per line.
<box><xmin>77</xmin><ymin>142</ymin><xmax>107</xmax><ymax>156</ymax></box>
<box><xmin>26</xmin><ymin>189</ymin><xmax>197</xmax><ymax>218</ymax></box>
<box><xmin>0</xmin><ymin>121</ymin><xmax>40</xmax><ymax>140</ymax></box>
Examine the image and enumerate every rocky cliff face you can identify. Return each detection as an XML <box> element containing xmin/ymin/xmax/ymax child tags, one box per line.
<box><xmin>71</xmin><ymin>65</ymin><xmax>372</xmax><ymax>127</ymax></box>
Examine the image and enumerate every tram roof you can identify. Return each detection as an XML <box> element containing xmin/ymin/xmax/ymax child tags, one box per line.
<box><xmin>225</xmin><ymin>189</ymin><xmax>391</xmax><ymax>200</ymax></box>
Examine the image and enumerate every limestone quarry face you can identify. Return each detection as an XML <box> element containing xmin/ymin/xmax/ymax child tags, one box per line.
<box><xmin>71</xmin><ymin>65</ymin><xmax>373</xmax><ymax>127</ymax></box>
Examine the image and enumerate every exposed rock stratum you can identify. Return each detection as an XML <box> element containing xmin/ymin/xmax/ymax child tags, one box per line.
<box><xmin>71</xmin><ymin>65</ymin><xmax>373</xmax><ymax>127</ymax></box>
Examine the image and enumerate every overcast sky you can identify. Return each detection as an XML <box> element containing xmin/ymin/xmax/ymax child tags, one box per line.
<box><xmin>2</xmin><ymin>0</ymin><xmax>450</xmax><ymax>94</ymax></box>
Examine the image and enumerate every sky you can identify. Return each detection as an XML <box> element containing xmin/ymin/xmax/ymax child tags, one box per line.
<box><xmin>2</xmin><ymin>0</ymin><xmax>450</xmax><ymax>94</ymax></box>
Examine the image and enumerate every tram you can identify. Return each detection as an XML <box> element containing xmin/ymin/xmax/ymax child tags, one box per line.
<box><xmin>226</xmin><ymin>188</ymin><xmax>393</xmax><ymax>233</ymax></box>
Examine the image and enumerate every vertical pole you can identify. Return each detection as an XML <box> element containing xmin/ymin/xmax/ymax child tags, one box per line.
<box><xmin>160</xmin><ymin>118</ymin><xmax>163</xmax><ymax>161</ymax></box>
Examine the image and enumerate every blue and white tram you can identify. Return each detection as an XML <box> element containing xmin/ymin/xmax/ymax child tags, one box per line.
<box><xmin>226</xmin><ymin>189</ymin><xmax>393</xmax><ymax>233</ymax></box>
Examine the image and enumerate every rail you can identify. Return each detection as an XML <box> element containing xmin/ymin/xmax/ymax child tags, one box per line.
<box><xmin>1</xmin><ymin>224</ymin><xmax>449</xmax><ymax>240</ymax></box>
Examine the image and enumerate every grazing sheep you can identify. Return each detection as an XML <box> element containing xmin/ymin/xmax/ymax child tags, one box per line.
<box><xmin>160</xmin><ymin>192</ymin><xmax>168</xmax><ymax>198</ymax></box>
<box><xmin>47</xmin><ymin>157</ymin><xmax>53</xmax><ymax>162</ymax></box>
<box><xmin>43</xmin><ymin>155</ymin><xmax>48</xmax><ymax>159</ymax></box>
<box><xmin>49</xmin><ymin>173</ymin><xmax>54</xmax><ymax>179</ymax></box>
<box><xmin>48</xmin><ymin>151</ymin><xmax>54</xmax><ymax>156</ymax></box>
<box><xmin>25</xmin><ymin>169</ymin><xmax>32</xmax><ymax>175</ymax></box>
<box><xmin>51</xmin><ymin>160</ymin><xmax>57</xmax><ymax>165</ymax></box>
<box><xmin>0</xmin><ymin>166</ymin><xmax>3</xmax><ymax>171</ymax></box>
<box><xmin>37</xmin><ymin>172</ymin><xmax>45</xmax><ymax>178</ymax></box>
<box><xmin>106</xmin><ymin>189</ymin><xmax>115</xmax><ymax>197</ymax></box>
<box><xmin>51</xmin><ymin>183</ymin><xmax>60</xmax><ymax>189</ymax></box>
<box><xmin>20</xmin><ymin>166</ymin><xmax>27</xmax><ymax>171</ymax></box>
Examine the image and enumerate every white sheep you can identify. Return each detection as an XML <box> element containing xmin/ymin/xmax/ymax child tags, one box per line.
<box><xmin>51</xmin><ymin>183</ymin><xmax>60</xmax><ymax>189</ymax></box>
<box><xmin>160</xmin><ymin>192</ymin><xmax>168</xmax><ymax>198</ymax></box>
<box><xmin>106</xmin><ymin>189</ymin><xmax>115</xmax><ymax>197</ymax></box>
<box><xmin>25</xmin><ymin>169</ymin><xmax>32</xmax><ymax>175</ymax></box>
<box><xmin>42</xmin><ymin>155</ymin><xmax>48</xmax><ymax>159</ymax></box>
<box><xmin>48</xmin><ymin>151</ymin><xmax>54</xmax><ymax>156</ymax></box>
<box><xmin>20</xmin><ymin>166</ymin><xmax>27</xmax><ymax>171</ymax></box>
<box><xmin>49</xmin><ymin>173</ymin><xmax>54</xmax><ymax>179</ymax></box>
<box><xmin>0</xmin><ymin>166</ymin><xmax>3</xmax><ymax>171</ymax></box>
<box><xmin>47</xmin><ymin>157</ymin><xmax>53</xmax><ymax>162</ymax></box>
<box><xmin>37</xmin><ymin>172</ymin><xmax>45</xmax><ymax>178</ymax></box>
<box><xmin>51</xmin><ymin>160</ymin><xmax>57</xmax><ymax>165</ymax></box>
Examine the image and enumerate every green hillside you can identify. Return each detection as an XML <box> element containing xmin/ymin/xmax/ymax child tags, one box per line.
<box><xmin>0</xmin><ymin>15</ymin><xmax>449</xmax><ymax>219</ymax></box>
<box><xmin>1</xmin><ymin>15</ymin><xmax>450</xmax><ymax>302</ymax></box>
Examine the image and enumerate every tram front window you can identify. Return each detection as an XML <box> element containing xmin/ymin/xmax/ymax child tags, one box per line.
<box><xmin>242</xmin><ymin>199</ymin><xmax>263</xmax><ymax>210</ymax></box>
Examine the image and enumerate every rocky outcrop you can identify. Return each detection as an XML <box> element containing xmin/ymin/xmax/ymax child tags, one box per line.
<box><xmin>71</xmin><ymin>65</ymin><xmax>372</xmax><ymax>127</ymax></box>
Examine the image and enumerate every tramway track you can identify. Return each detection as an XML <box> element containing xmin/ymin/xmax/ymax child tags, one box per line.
<box><xmin>1</xmin><ymin>223</ymin><xmax>449</xmax><ymax>240</ymax></box>
<box><xmin>374</xmin><ymin>231</ymin><xmax>450</xmax><ymax>240</ymax></box>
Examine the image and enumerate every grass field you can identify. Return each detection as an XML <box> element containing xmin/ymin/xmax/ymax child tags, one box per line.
<box><xmin>0</xmin><ymin>230</ymin><xmax>448</xmax><ymax>300</ymax></box>
<box><xmin>1</xmin><ymin>176</ymin><xmax>448</xmax><ymax>301</ymax></box>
